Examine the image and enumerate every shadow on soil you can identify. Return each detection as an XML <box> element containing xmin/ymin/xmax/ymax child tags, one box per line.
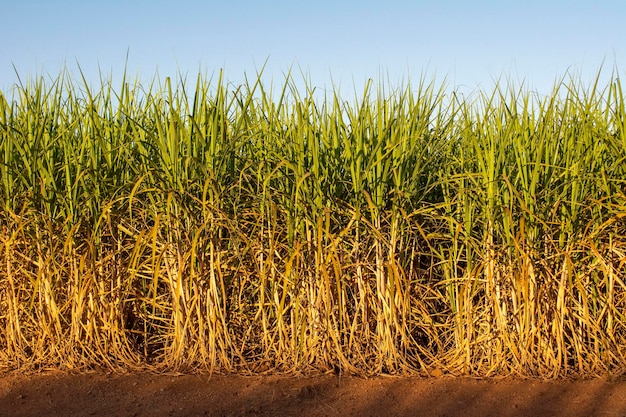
<box><xmin>2</xmin><ymin>372</ymin><xmax>626</xmax><ymax>416</ymax></box>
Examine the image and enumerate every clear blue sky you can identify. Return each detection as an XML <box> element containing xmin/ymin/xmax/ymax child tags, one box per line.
<box><xmin>2</xmin><ymin>0</ymin><xmax>625</xmax><ymax>95</ymax></box>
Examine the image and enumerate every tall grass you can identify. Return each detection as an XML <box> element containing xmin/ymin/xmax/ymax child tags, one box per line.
<box><xmin>1</xmin><ymin>68</ymin><xmax>625</xmax><ymax>377</ymax></box>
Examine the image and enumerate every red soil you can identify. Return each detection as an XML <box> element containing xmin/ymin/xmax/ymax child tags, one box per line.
<box><xmin>1</xmin><ymin>370</ymin><xmax>626</xmax><ymax>416</ymax></box>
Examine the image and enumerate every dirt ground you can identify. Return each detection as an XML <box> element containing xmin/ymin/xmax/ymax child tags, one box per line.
<box><xmin>2</xmin><ymin>370</ymin><xmax>626</xmax><ymax>417</ymax></box>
